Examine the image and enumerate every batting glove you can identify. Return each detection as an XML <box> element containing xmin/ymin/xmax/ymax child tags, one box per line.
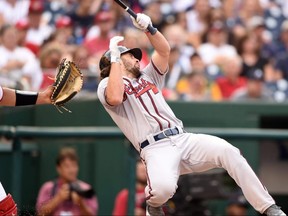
<box><xmin>131</xmin><ymin>13</ymin><xmax>152</xmax><ymax>32</ymax></box>
<box><xmin>109</xmin><ymin>36</ymin><xmax>124</xmax><ymax>63</ymax></box>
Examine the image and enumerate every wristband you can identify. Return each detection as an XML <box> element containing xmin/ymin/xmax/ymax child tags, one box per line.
<box><xmin>145</xmin><ymin>27</ymin><xmax>158</xmax><ymax>35</ymax></box>
<box><xmin>15</xmin><ymin>90</ymin><xmax>38</xmax><ymax>106</ymax></box>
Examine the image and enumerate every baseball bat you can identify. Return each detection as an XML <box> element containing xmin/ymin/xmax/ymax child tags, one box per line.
<box><xmin>113</xmin><ymin>0</ymin><xmax>157</xmax><ymax>35</ymax></box>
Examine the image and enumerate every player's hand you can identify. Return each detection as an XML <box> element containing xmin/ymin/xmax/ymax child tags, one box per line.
<box><xmin>109</xmin><ymin>36</ymin><xmax>124</xmax><ymax>63</ymax></box>
<box><xmin>131</xmin><ymin>13</ymin><xmax>152</xmax><ymax>31</ymax></box>
<box><xmin>36</xmin><ymin>85</ymin><xmax>54</xmax><ymax>104</ymax></box>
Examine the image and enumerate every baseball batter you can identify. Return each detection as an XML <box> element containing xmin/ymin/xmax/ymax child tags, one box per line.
<box><xmin>97</xmin><ymin>13</ymin><xmax>286</xmax><ymax>216</ymax></box>
<box><xmin>0</xmin><ymin>85</ymin><xmax>53</xmax><ymax>215</ymax></box>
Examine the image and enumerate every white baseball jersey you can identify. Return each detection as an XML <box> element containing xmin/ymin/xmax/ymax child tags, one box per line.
<box><xmin>97</xmin><ymin>60</ymin><xmax>276</xmax><ymax>214</ymax></box>
<box><xmin>97</xmin><ymin>61</ymin><xmax>183</xmax><ymax>152</ymax></box>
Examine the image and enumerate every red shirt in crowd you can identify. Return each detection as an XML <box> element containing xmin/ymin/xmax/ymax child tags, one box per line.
<box><xmin>112</xmin><ymin>188</ymin><xmax>146</xmax><ymax>216</ymax></box>
<box><xmin>216</xmin><ymin>77</ymin><xmax>247</xmax><ymax>99</ymax></box>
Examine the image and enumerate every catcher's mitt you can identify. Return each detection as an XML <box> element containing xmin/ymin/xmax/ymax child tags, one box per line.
<box><xmin>51</xmin><ymin>58</ymin><xmax>83</xmax><ymax>113</ymax></box>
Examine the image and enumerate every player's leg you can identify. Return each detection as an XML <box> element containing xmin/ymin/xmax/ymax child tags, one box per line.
<box><xmin>140</xmin><ymin>140</ymin><xmax>181</xmax><ymax>215</ymax></box>
<box><xmin>0</xmin><ymin>182</ymin><xmax>17</xmax><ymax>216</ymax></box>
<box><xmin>180</xmin><ymin>133</ymin><xmax>285</xmax><ymax>215</ymax></box>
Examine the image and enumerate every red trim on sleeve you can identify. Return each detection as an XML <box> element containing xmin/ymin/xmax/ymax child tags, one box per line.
<box><xmin>151</xmin><ymin>60</ymin><xmax>164</xmax><ymax>75</ymax></box>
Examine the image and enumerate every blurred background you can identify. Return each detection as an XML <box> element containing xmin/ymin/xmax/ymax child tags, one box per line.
<box><xmin>0</xmin><ymin>0</ymin><xmax>288</xmax><ymax>215</ymax></box>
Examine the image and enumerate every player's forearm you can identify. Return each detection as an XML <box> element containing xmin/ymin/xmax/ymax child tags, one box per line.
<box><xmin>146</xmin><ymin>31</ymin><xmax>170</xmax><ymax>72</ymax></box>
<box><xmin>0</xmin><ymin>88</ymin><xmax>17</xmax><ymax>106</ymax></box>
<box><xmin>146</xmin><ymin>31</ymin><xmax>170</xmax><ymax>58</ymax></box>
<box><xmin>106</xmin><ymin>63</ymin><xmax>124</xmax><ymax>105</ymax></box>
<box><xmin>2</xmin><ymin>88</ymin><xmax>39</xmax><ymax>106</ymax></box>
<box><xmin>0</xmin><ymin>87</ymin><xmax>52</xmax><ymax>106</ymax></box>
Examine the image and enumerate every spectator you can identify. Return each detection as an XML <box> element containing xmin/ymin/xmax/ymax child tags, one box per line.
<box><xmin>43</xmin><ymin>0</ymin><xmax>68</xmax><ymax>26</ymax></box>
<box><xmin>112</xmin><ymin>159</ymin><xmax>146</xmax><ymax>216</ymax></box>
<box><xmin>176</xmin><ymin>53</ymin><xmax>222</xmax><ymax>101</ymax></box>
<box><xmin>72</xmin><ymin>45</ymin><xmax>99</xmax><ymax>92</ymax></box>
<box><xmin>269</xmin><ymin>21</ymin><xmax>288</xmax><ymax>101</ymax></box>
<box><xmin>0</xmin><ymin>0</ymin><xmax>30</xmax><ymax>26</ymax></box>
<box><xmin>234</xmin><ymin>0</ymin><xmax>264</xmax><ymax>29</ymax></box>
<box><xmin>273</xmin><ymin>20</ymin><xmax>288</xmax><ymax>81</ymax></box>
<box><xmin>282</xmin><ymin>1</ymin><xmax>288</xmax><ymax>18</ymax></box>
<box><xmin>54</xmin><ymin>15</ymin><xmax>75</xmax><ymax>45</ymax></box>
<box><xmin>235</xmin><ymin>32</ymin><xmax>275</xmax><ymax>82</ymax></box>
<box><xmin>113</xmin><ymin>5</ymin><xmax>134</xmax><ymax>34</ymax></box>
<box><xmin>226</xmin><ymin>190</ymin><xmax>249</xmax><ymax>216</ymax></box>
<box><xmin>43</xmin><ymin>15</ymin><xmax>77</xmax><ymax>59</ymax></box>
<box><xmin>174</xmin><ymin>11</ymin><xmax>188</xmax><ymax>30</ymax></box>
<box><xmin>197</xmin><ymin>21</ymin><xmax>238</xmax><ymax>66</ymax></box>
<box><xmin>189</xmin><ymin>52</ymin><xmax>221</xmax><ymax>82</ymax></box>
<box><xmin>163</xmin><ymin>46</ymin><xmax>186</xmax><ymax>100</ymax></box>
<box><xmin>36</xmin><ymin>147</ymin><xmax>98</xmax><ymax>216</ymax></box>
<box><xmin>0</xmin><ymin>24</ymin><xmax>43</xmax><ymax>91</ymax></box>
<box><xmin>38</xmin><ymin>43</ymin><xmax>63</xmax><ymax>90</ymax></box>
<box><xmin>84</xmin><ymin>10</ymin><xmax>117</xmax><ymax>58</ymax></box>
<box><xmin>274</xmin><ymin>54</ymin><xmax>288</xmax><ymax>82</ymax></box>
<box><xmin>72</xmin><ymin>45</ymin><xmax>90</xmax><ymax>70</ymax></box>
<box><xmin>262</xmin><ymin>0</ymin><xmax>286</xmax><ymax>42</ymax></box>
<box><xmin>66</xmin><ymin>0</ymin><xmax>100</xmax><ymax>45</ymax></box>
<box><xmin>231</xmin><ymin>68</ymin><xmax>274</xmax><ymax>102</ymax></box>
<box><xmin>142</xmin><ymin>1</ymin><xmax>166</xmax><ymax>32</ymax></box>
<box><xmin>162</xmin><ymin>23</ymin><xmax>193</xmax><ymax>74</ymax></box>
<box><xmin>185</xmin><ymin>0</ymin><xmax>213</xmax><ymax>48</ymax></box>
<box><xmin>170</xmin><ymin>0</ymin><xmax>194</xmax><ymax>14</ymax></box>
<box><xmin>25</xmin><ymin>0</ymin><xmax>54</xmax><ymax>56</ymax></box>
<box><xmin>215</xmin><ymin>55</ymin><xmax>246</xmax><ymax>100</ymax></box>
<box><xmin>245</xmin><ymin>16</ymin><xmax>273</xmax><ymax>60</ymax></box>
<box><xmin>15</xmin><ymin>18</ymin><xmax>30</xmax><ymax>47</ymax></box>
<box><xmin>178</xmin><ymin>71</ymin><xmax>215</xmax><ymax>102</ymax></box>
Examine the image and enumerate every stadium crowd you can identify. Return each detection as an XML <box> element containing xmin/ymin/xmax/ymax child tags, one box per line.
<box><xmin>1</xmin><ymin>0</ymin><xmax>288</xmax><ymax>102</ymax></box>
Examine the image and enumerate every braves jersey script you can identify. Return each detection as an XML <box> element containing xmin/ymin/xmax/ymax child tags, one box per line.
<box><xmin>97</xmin><ymin>61</ymin><xmax>183</xmax><ymax>152</ymax></box>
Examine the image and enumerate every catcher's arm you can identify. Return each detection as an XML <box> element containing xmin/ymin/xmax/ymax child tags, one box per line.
<box><xmin>0</xmin><ymin>86</ymin><xmax>53</xmax><ymax>106</ymax></box>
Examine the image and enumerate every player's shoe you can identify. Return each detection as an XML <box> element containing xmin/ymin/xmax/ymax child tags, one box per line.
<box><xmin>264</xmin><ymin>204</ymin><xmax>286</xmax><ymax>216</ymax></box>
<box><xmin>146</xmin><ymin>205</ymin><xmax>164</xmax><ymax>216</ymax></box>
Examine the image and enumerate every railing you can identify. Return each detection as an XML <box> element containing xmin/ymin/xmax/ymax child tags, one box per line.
<box><xmin>1</xmin><ymin>126</ymin><xmax>288</xmax><ymax>215</ymax></box>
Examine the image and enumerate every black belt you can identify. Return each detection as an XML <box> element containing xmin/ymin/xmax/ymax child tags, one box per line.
<box><xmin>140</xmin><ymin>127</ymin><xmax>180</xmax><ymax>149</ymax></box>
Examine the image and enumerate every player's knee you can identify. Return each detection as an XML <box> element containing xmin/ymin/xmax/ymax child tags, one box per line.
<box><xmin>218</xmin><ymin>142</ymin><xmax>247</xmax><ymax>167</ymax></box>
<box><xmin>218</xmin><ymin>139</ymin><xmax>240</xmax><ymax>156</ymax></box>
<box><xmin>151</xmin><ymin>180</ymin><xmax>177</xmax><ymax>204</ymax></box>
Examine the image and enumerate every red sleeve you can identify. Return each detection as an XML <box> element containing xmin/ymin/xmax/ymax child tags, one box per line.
<box><xmin>112</xmin><ymin>189</ymin><xmax>129</xmax><ymax>216</ymax></box>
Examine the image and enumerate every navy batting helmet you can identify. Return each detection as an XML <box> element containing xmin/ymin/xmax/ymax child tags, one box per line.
<box><xmin>99</xmin><ymin>46</ymin><xmax>142</xmax><ymax>71</ymax></box>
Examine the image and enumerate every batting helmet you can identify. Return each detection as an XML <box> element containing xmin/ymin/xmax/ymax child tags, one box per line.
<box><xmin>99</xmin><ymin>46</ymin><xmax>142</xmax><ymax>71</ymax></box>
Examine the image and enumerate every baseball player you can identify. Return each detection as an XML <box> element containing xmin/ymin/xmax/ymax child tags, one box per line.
<box><xmin>97</xmin><ymin>13</ymin><xmax>286</xmax><ymax>216</ymax></box>
<box><xmin>0</xmin><ymin>85</ymin><xmax>53</xmax><ymax>215</ymax></box>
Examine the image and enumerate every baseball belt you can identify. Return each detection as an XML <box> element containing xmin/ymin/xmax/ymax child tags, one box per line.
<box><xmin>140</xmin><ymin>127</ymin><xmax>182</xmax><ymax>149</ymax></box>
